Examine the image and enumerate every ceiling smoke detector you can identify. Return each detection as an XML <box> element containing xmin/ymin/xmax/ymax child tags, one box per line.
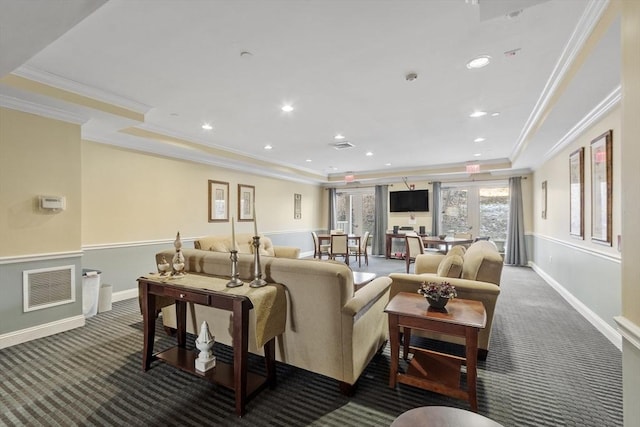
<box><xmin>405</xmin><ymin>73</ymin><xmax>418</xmax><ymax>81</ymax></box>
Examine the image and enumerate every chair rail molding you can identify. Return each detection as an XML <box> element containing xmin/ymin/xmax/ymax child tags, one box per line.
<box><xmin>615</xmin><ymin>316</ymin><xmax>640</xmax><ymax>351</ymax></box>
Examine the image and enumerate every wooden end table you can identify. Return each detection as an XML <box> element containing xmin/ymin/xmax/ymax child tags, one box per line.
<box><xmin>139</xmin><ymin>276</ymin><xmax>279</xmax><ymax>417</ymax></box>
<box><xmin>353</xmin><ymin>271</ymin><xmax>377</xmax><ymax>291</ymax></box>
<box><xmin>385</xmin><ymin>293</ymin><xmax>486</xmax><ymax>411</ymax></box>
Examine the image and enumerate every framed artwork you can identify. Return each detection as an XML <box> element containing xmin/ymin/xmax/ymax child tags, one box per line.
<box><xmin>208</xmin><ymin>180</ymin><xmax>229</xmax><ymax>222</ymax></box>
<box><xmin>541</xmin><ymin>180</ymin><xmax>547</xmax><ymax>219</ymax></box>
<box><xmin>294</xmin><ymin>193</ymin><xmax>302</xmax><ymax>219</ymax></box>
<box><xmin>569</xmin><ymin>148</ymin><xmax>584</xmax><ymax>238</ymax></box>
<box><xmin>238</xmin><ymin>184</ymin><xmax>255</xmax><ymax>221</ymax></box>
<box><xmin>591</xmin><ymin>130</ymin><xmax>613</xmax><ymax>245</ymax></box>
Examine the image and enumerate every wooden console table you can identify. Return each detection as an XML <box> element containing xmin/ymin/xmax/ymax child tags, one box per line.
<box><xmin>385</xmin><ymin>293</ymin><xmax>486</xmax><ymax>411</ymax></box>
<box><xmin>139</xmin><ymin>274</ymin><xmax>285</xmax><ymax>417</ymax></box>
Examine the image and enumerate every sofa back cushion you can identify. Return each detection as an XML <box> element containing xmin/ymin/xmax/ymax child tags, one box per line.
<box><xmin>436</xmin><ymin>253</ymin><xmax>464</xmax><ymax>278</ymax></box>
<box><xmin>461</xmin><ymin>240</ymin><xmax>503</xmax><ymax>284</ymax></box>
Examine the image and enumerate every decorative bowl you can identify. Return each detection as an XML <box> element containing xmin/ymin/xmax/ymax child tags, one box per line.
<box><xmin>438</xmin><ymin>234</ymin><xmax>447</xmax><ymax>240</ymax></box>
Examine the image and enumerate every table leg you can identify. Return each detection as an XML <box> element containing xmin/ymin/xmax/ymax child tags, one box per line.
<box><xmin>141</xmin><ymin>282</ymin><xmax>156</xmax><ymax>371</ymax></box>
<box><xmin>403</xmin><ymin>327</ymin><xmax>412</xmax><ymax>360</ymax></box>
<box><xmin>386</xmin><ymin>235</ymin><xmax>391</xmax><ymax>259</ymax></box>
<box><xmin>466</xmin><ymin>327</ymin><xmax>479</xmax><ymax>412</ymax></box>
<box><xmin>233</xmin><ymin>298</ymin><xmax>250</xmax><ymax>416</ymax></box>
<box><xmin>264</xmin><ymin>338</ymin><xmax>276</xmax><ymax>389</ymax></box>
<box><xmin>388</xmin><ymin>314</ymin><xmax>400</xmax><ymax>388</ymax></box>
<box><xmin>175</xmin><ymin>300</ymin><xmax>187</xmax><ymax>348</ymax></box>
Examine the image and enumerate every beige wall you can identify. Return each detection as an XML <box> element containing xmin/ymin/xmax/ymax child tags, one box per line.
<box><xmin>620</xmin><ymin>1</ymin><xmax>640</xmax><ymax>425</ymax></box>
<box><xmin>0</xmin><ymin>108</ymin><xmax>81</xmax><ymax>256</ymax></box>
<box><xmin>81</xmin><ymin>141</ymin><xmax>324</xmax><ymax>245</ymax></box>
<box><xmin>533</xmin><ymin>106</ymin><xmax>621</xmax><ymax>256</ymax></box>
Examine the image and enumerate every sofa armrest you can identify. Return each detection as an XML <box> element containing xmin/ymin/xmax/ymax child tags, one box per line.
<box><xmin>273</xmin><ymin>245</ymin><xmax>300</xmax><ymax>259</ymax></box>
<box><xmin>415</xmin><ymin>254</ymin><xmax>445</xmax><ymax>274</ymax></box>
<box><xmin>389</xmin><ymin>273</ymin><xmax>500</xmax><ymax>299</ymax></box>
<box><xmin>343</xmin><ymin>277</ymin><xmax>392</xmax><ymax>319</ymax></box>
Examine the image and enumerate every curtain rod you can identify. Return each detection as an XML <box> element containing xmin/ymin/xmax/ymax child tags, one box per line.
<box><xmin>324</xmin><ymin>176</ymin><xmax>527</xmax><ymax>189</ymax></box>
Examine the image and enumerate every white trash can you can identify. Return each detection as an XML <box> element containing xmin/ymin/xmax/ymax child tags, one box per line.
<box><xmin>98</xmin><ymin>284</ymin><xmax>113</xmax><ymax>313</ymax></box>
<box><xmin>82</xmin><ymin>269</ymin><xmax>101</xmax><ymax>318</ymax></box>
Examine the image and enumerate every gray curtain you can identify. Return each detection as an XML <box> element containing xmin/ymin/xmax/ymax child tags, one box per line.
<box><xmin>372</xmin><ymin>185</ymin><xmax>389</xmax><ymax>255</ymax></box>
<box><xmin>505</xmin><ymin>176</ymin><xmax>528</xmax><ymax>265</ymax></box>
<box><xmin>431</xmin><ymin>181</ymin><xmax>441</xmax><ymax>236</ymax></box>
<box><xmin>328</xmin><ymin>188</ymin><xmax>336</xmax><ymax>232</ymax></box>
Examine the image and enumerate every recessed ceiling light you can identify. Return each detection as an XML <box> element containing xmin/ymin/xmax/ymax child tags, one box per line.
<box><xmin>334</xmin><ymin>134</ymin><xmax>345</xmax><ymax>140</ymax></box>
<box><xmin>466</xmin><ymin>55</ymin><xmax>491</xmax><ymax>69</ymax></box>
<box><xmin>202</xmin><ymin>123</ymin><xmax>213</xmax><ymax>130</ymax></box>
<box><xmin>305</xmin><ymin>159</ymin><xmax>312</xmax><ymax>162</ymax></box>
<box><xmin>264</xmin><ymin>144</ymin><xmax>272</xmax><ymax>150</ymax></box>
<box><xmin>366</xmin><ymin>151</ymin><xmax>373</xmax><ymax>156</ymax></box>
<box><xmin>281</xmin><ymin>104</ymin><xmax>294</xmax><ymax>112</ymax></box>
<box><xmin>474</xmin><ymin>137</ymin><xmax>485</xmax><ymax>143</ymax></box>
<box><xmin>473</xmin><ymin>153</ymin><xmax>482</xmax><ymax>157</ymax></box>
<box><xmin>385</xmin><ymin>163</ymin><xmax>392</xmax><ymax>166</ymax></box>
<box><xmin>469</xmin><ymin>111</ymin><xmax>487</xmax><ymax>118</ymax></box>
<box><xmin>491</xmin><ymin>112</ymin><xmax>500</xmax><ymax>117</ymax></box>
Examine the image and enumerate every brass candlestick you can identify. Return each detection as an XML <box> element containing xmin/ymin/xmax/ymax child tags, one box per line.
<box><xmin>226</xmin><ymin>250</ymin><xmax>244</xmax><ymax>288</ymax></box>
<box><xmin>249</xmin><ymin>235</ymin><xmax>267</xmax><ymax>288</ymax></box>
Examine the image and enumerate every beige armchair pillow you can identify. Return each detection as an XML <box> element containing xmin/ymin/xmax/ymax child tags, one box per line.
<box><xmin>436</xmin><ymin>254</ymin><xmax>464</xmax><ymax>278</ymax></box>
<box><xmin>448</xmin><ymin>245</ymin><xmax>466</xmax><ymax>257</ymax></box>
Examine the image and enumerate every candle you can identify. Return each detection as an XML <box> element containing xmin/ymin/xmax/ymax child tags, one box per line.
<box><xmin>231</xmin><ymin>216</ymin><xmax>236</xmax><ymax>251</ymax></box>
<box><xmin>253</xmin><ymin>211</ymin><xmax>258</xmax><ymax>237</ymax></box>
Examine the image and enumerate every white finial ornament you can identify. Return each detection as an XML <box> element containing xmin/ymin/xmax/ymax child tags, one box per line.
<box><xmin>195</xmin><ymin>321</ymin><xmax>216</xmax><ymax>372</ymax></box>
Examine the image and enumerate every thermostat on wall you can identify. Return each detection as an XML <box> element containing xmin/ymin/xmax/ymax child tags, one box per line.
<box><xmin>39</xmin><ymin>195</ymin><xmax>66</xmax><ymax>211</ymax></box>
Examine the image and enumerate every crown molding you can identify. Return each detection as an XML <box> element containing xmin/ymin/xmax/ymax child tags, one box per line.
<box><xmin>542</xmin><ymin>85</ymin><xmax>621</xmax><ymax>163</ymax></box>
<box><xmin>13</xmin><ymin>65</ymin><xmax>151</xmax><ymax>114</ymax></box>
<box><xmin>511</xmin><ymin>0</ymin><xmax>610</xmax><ymax>162</ymax></box>
<box><xmin>0</xmin><ymin>94</ymin><xmax>87</xmax><ymax>124</ymax></box>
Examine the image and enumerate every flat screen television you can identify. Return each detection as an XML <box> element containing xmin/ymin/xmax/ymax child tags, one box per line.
<box><xmin>389</xmin><ymin>189</ymin><xmax>429</xmax><ymax>212</ymax></box>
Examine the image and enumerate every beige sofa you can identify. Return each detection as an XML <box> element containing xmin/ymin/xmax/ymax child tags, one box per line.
<box><xmin>194</xmin><ymin>233</ymin><xmax>300</xmax><ymax>259</ymax></box>
<box><xmin>388</xmin><ymin>240</ymin><xmax>503</xmax><ymax>359</ymax></box>
<box><xmin>155</xmin><ymin>248</ymin><xmax>391</xmax><ymax>393</ymax></box>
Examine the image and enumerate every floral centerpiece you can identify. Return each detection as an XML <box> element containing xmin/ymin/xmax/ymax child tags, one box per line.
<box><xmin>418</xmin><ymin>281</ymin><xmax>457</xmax><ymax>309</ymax></box>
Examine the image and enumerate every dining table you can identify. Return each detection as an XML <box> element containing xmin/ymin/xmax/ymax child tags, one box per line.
<box><xmin>421</xmin><ymin>236</ymin><xmax>474</xmax><ymax>253</ymax></box>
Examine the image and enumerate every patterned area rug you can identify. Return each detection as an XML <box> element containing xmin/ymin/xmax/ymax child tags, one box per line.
<box><xmin>0</xmin><ymin>264</ymin><xmax>622</xmax><ymax>426</ymax></box>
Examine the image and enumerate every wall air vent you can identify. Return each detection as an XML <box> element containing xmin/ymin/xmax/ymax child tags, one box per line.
<box><xmin>23</xmin><ymin>265</ymin><xmax>76</xmax><ymax>312</ymax></box>
<box><xmin>332</xmin><ymin>141</ymin><xmax>355</xmax><ymax>150</ymax></box>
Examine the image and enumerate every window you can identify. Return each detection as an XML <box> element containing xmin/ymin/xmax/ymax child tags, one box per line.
<box><xmin>440</xmin><ymin>182</ymin><xmax>509</xmax><ymax>251</ymax></box>
<box><xmin>335</xmin><ymin>188</ymin><xmax>375</xmax><ymax>236</ymax></box>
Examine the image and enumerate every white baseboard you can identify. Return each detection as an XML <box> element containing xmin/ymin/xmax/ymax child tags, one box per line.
<box><xmin>530</xmin><ymin>262</ymin><xmax>622</xmax><ymax>350</ymax></box>
<box><xmin>112</xmin><ymin>288</ymin><xmax>138</xmax><ymax>303</ymax></box>
<box><xmin>0</xmin><ymin>315</ymin><xmax>85</xmax><ymax>349</ymax></box>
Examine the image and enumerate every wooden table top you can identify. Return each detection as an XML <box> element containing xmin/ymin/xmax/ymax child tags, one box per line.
<box><xmin>385</xmin><ymin>292</ymin><xmax>486</xmax><ymax>329</ymax></box>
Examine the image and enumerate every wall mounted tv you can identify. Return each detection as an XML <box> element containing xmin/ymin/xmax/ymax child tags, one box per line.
<box><xmin>389</xmin><ymin>189</ymin><xmax>429</xmax><ymax>212</ymax></box>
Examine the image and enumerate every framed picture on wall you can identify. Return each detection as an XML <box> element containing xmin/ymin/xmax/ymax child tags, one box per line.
<box><xmin>569</xmin><ymin>148</ymin><xmax>584</xmax><ymax>238</ymax></box>
<box><xmin>541</xmin><ymin>180</ymin><xmax>547</xmax><ymax>219</ymax></box>
<box><xmin>238</xmin><ymin>184</ymin><xmax>255</xmax><ymax>221</ymax></box>
<box><xmin>208</xmin><ymin>180</ymin><xmax>229</xmax><ymax>222</ymax></box>
<box><xmin>294</xmin><ymin>193</ymin><xmax>302</xmax><ymax>219</ymax></box>
<box><xmin>590</xmin><ymin>130</ymin><xmax>613</xmax><ymax>245</ymax></box>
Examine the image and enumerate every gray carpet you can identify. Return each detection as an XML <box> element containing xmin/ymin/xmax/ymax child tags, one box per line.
<box><xmin>0</xmin><ymin>258</ymin><xmax>623</xmax><ymax>426</ymax></box>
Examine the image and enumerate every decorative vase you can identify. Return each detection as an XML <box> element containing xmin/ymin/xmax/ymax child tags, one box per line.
<box><xmin>426</xmin><ymin>296</ymin><xmax>449</xmax><ymax>309</ymax></box>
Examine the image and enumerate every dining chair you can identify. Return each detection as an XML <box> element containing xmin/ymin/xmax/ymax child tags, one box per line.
<box><xmin>405</xmin><ymin>233</ymin><xmax>425</xmax><ymax>273</ymax></box>
<box><xmin>349</xmin><ymin>231</ymin><xmax>370</xmax><ymax>267</ymax></box>
<box><xmin>454</xmin><ymin>232</ymin><xmax>473</xmax><ymax>249</ymax></box>
<box><xmin>330</xmin><ymin>234</ymin><xmax>350</xmax><ymax>264</ymax></box>
<box><xmin>311</xmin><ymin>231</ymin><xmax>330</xmax><ymax>259</ymax></box>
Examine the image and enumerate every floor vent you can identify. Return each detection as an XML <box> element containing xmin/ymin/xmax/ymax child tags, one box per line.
<box><xmin>332</xmin><ymin>141</ymin><xmax>355</xmax><ymax>150</ymax></box>
<box><xmin>23</xmin><ymin>265</ymin><xmax>76</xmax><ymax>312</ymax></box>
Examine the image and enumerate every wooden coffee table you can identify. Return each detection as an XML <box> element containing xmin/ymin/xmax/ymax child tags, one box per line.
<box><xmin>353</xmin><ymin>271</ymin><xmax>377</xmax><ymax>291</ymax></box>
<box><xmin>385</xmin><ymin>293</ymin><xmax>486</xmax><ymax>411</ymax></box>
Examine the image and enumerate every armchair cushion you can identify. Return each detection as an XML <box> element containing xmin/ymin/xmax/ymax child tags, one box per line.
<box><xmin>436</xmin><ymin>253</ymin><xmax>463</xmax><ymax>278</ymax></box>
